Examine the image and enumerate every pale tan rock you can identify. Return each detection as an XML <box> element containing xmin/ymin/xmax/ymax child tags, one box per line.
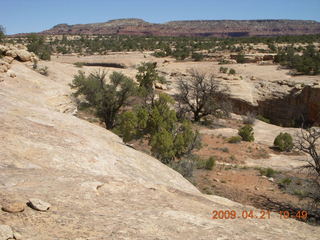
<box><xmin>28</xmin><ymin>198</ymin><xmax>51</xmax><ymax>211</ymax></box>
<box><xmin>13</xmin><ymin>232</ymin><xmax>22</xmax><ymax>240</ymax></box>
<box><xmin>155</xmin><ymin>82</ymin><xmax>167</xmax><ymax>90</ymax></box>
<box><xmin>2</xmin><ymin>56</ymin><xmax>14</xmax><ymax>64</ymax></box>
<box><xmin>0</xmin><ymin>65</ymin><xmax>8</xmax><ymax>73</ymax></box>
<box><xmin>5</xmin><ymin>50</ymin><xmax>17</xmax><ymax>58</ymax></box>
<box><xmin>1</xmin><ymin>201</ymin><xmax>25</xmax><ymax>213</ymax></box>
<box><xmin>16</xmin><ymin>50</ymin><xmax>32</xmax><ymax>62</ymax></box>
<box><xmin>8</xmin><ymin>71</ymin><xmax>16</xmax><ymax>78</ymax></box>
<box><xmin>0</xmin><ymin>225</ymin><xmax>13</xmax><ymax>240</ymax></box>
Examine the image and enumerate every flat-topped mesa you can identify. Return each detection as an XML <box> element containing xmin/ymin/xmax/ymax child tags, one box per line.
<box><xmin>104</xmin><ymin>18</ymin><xmax>151</xmax><ymax>26</ymax></box>
<box><xmin>39</xmin><ymin>18</ymin><xmax>320</xmax><ymax>37</ymax></box>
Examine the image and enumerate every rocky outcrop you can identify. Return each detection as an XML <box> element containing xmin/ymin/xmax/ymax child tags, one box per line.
<box><xmin>0</xmin><ymin>44</ymin><xmax>38</xmax><ymax>63</ymax></box>
<box><xmin>229</xmin><ymin>80</ymin><xmax>320</xmax><ymax>127</ymax></box>
<box><xmin>34</xmin><ymin>19</ymin><xmax>320</xmax><ymax>37</ymax></box>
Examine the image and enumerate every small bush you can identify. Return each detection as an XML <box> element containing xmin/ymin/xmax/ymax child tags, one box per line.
<box><xmin>273</xmin><ymin>132</ymin><xmax>293</xmax><ymax>152</ymax></box>
<box><xmin>238</xmin><ymin>125</ymin><xmax>254</xmax><ymax>142</ymax></box>
<box><xmin>229</xmin><ymin>68</ymin><xmax>236</xmax><ymax>75</ymax></box>
<box><xmin>220</xmin><ymin>147</ymin><xmax>229</xmax><ymax>153</ymax></box>
<box><xmin>228</xmin><ymin>136</ymin><xmax>242</xmax><ymax>143</ymax></box>
<box><xmin>259</xmin><ymin>168</ymin><xmax>276</xmax><ymax>177</ymax></box>
<box><xmin>280</xmin><ymin>177</ymin><xmax>292</xmax><ymax>185</ymax></box>
<box><xmin>169</xmin><ymin>159</ymin><xmax>195</xmax><ymax>178</ymax></box>
<box><xmin>192</xmin><ymin>52</ymin><xmax>204</xmax><ymax>61</ymax></box>
<box><xmin>205</xmin><ymin>156</ymin><xmax>216</xmax><ymax>170</ymax></box>
<box><xmin>219</xmin><ymin>66</ymin><xmax>228</xmax><ymax>73</ymax></box>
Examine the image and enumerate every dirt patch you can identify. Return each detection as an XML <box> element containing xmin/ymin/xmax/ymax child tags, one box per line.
<box><xmin>195</xmin><ymin>134</ymin><xmax>271</xmax><ymax>164</ymax></box>
<box><xmin>194</xmin><ymin>167</ymin><xmax>320</xmax><ymax>224</ymax></box>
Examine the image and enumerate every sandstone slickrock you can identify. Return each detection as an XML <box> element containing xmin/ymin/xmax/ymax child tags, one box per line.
<box><xmin>28</xmin><ymin>199</ymin><xmax>51</xmax><ymax>211</ymax></box>
<box><xmin>0</xmin><ymin>225</ymin><xmax>13</xmax><ymax>240</ymax></box>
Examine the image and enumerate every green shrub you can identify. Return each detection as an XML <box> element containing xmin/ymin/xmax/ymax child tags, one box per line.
<box><xmin>192</xmin><ymin>52</ymin><xmax>204</xmax><ymax>61</ymax></box>
<box><xmin>205</xmin><ymin>156</ymin><xmax>216</xmax><ymax>170</ymax></box>
<box><xmin>229</xmin><ymin>68</ymin><xmax>236</xmax><ymax>75</ymax></box>
<box><xmin>228</xmin><ymin>136</ymin><xmax>242</xmax><ymax>143</ymax></box>
<box><xmin>273</xmin><ymin>132</ymin><xmax>293</xmax><ymax>152</ymax></box>
<box><xmin>238</xmin><ymin>125</ymin><xmax>254</xmax><ymax>142</ymax></box>
<box><xmin>219</xmin><ymin>66</ymin><xmax>228</xmax><ymax>73</ymax></box>
<box><xmin>220</xmin><ymin>147</ymin><xmax>229</xmax><ymax>153</ymax></box>
<box><xmin>280</xmin><ymin>177</ymin><xmax>292</xmax><ymax>185</ymax></box>
<box><xmin>259</xmin><ymin>168</ymin><xmax>276</xmax><ymax>177</ymax></box>
<box><xmin>235</xmin><ymin>53</ymin><xmax>245</xmax><ymax>63</ymax></box>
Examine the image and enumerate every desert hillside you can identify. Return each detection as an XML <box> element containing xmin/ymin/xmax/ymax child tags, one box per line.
<box><xmin>0</xmin><ymin>46</ymin><xmax>320</xmax><ymax>239</ymax></box>
<box><xmin>36</xmin><ymin>19</ymin><xmax>320</xmax><ymax>37</ymax></box>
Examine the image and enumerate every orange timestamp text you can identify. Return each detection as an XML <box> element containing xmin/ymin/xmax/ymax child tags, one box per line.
<box><xmin>211</xmin><ymin>210</ymin><xmax>308</xmax><ymax>220</ymax></box>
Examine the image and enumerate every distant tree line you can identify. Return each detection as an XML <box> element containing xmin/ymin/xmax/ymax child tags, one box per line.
<box><xmin>7</xmin><ymin>33</ymin><xmax>319</xmax><ymax>62</ymax></box>
<box><xmin>275</xmin><ymin>44</ymin><xmax>320</xmax><ymax>75</ymax></box>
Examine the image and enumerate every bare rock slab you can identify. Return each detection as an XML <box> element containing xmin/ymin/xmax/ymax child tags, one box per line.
<box><xmin>0</xmin><ymin>225</ymin><xmax>13</xmax><ymax>240</ymax></box>
<box><xmin>28</xmin><ymin>198</ymin><xmax>51</xmax><ymax>211</ymax></box>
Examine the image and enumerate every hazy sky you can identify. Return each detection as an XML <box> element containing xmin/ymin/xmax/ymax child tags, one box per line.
<box><xmin>2</xmin><ymin>0</ymin><xmax>320</xmax><ymax>34</ymax></box>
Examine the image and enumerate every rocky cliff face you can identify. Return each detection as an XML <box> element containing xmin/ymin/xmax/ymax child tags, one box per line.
<box><xmin>0</xmin><ymin>56</ymin><xmax>320</xmax><ymax>239</ymax></box>
<box><xmin>39</xmin><ymin>19</ymin><xmax>320</xmax><ymax>37</ymax></box>
<box><xmin>229</xmin><ymin>79</ymin><xmax>320</xmax><ymax>127</ymax></box>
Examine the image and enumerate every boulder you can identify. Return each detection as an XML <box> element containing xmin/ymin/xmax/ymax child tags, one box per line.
<box><xmin>5</xmin><ymin>50</ymin><xmax>17</xmax><ymax>58</ymax></box>
<box><xmin>16</xmin><ymin>50</ymin><xmax>32</xmax><ymax>62</ymax></box>
<box><xmin>155</xmin><ymin>82</ymin><xmax>167</xmax><ymax>90</ymax></box>
<box><xmin>0</xmin><ymin>225</ymin><xmax>13</xmax><ymax>240</ymax></box>
<box><xmin>28</xmin><ymin>198</ymin><xmax>51</xmax><ymax>211</ymax></box>
<box><xmin>2</xmin><ymin>56</ymin><xmax>14</xmax><ymax>64</ymax></box>
<box><xmin>1</xmin><ymin>201</ymin><xmax>25</xmax><ymax>213</ymax></box>
<box><xmin>15</xmin><ymin>44</ymin><xmax>27</xmax><ymax>50</ymax></box>
<box><xmin>0</xmin><ymin>65</ymin><xmax>8</xmax><ymax>73</ymax></box>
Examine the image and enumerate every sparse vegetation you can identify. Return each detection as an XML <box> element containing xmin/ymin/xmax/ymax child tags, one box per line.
<box><xmin>238</xmin><ymin>125</ymin><xmax>254</xmax><ymax>142</ymax></box>
<box><xmin>275</xmin><ymin>45</ymin><xmax>320</xmax><ymax>75</ymax></box>
<box><xmin>219</xmin><ymin>66</ymin><xmax>228</xmax><ymax>73</ymax></box>
<box><xmin>273</xmin><ymin>132</ymin><xmax>294</xmax><ymax>152</ymax></box>
<box><xmin>0</xmin><ymin>25</ymin><xmax>5</xmax><ymax>43</ymax></box>
<box><xmin>176</xmin><ymin>69</ymin><xmax>229</xmax><ymax>122</ymax></box>
<box><xmin>259</xmin><ymin>167</ymin><xmax>276</xmax><ymax>177</ymax></box>
<box><xmin>169</xmin><ymin>158</ymin><xmax>195</xmax><ymax>178</ymax></box>
<box><xmin>228</xmin><ymin>136</ymin><xmax>242</xmax><ymax>144</ymax></box>
<box><xmin>70</xmin><ymin>70</ymin><xmax>136</xmax><ymax>129</ymax></box>
<box><xmin>205</xmin><ymin>156</ymin><xmax>216</xmax><ymax>170</ymax></box>
<box><xmin>26</xmin><ymin>34</ymin><xmax>52</xmax><ymax>60</ymax></box>
<box><xmin>229</xmin><ymin>68</ymin><xmax>236</xmax><ymax>75</ymax></box>
<box><xmin>280</xmin><ymin>177</ymin><xmax>292</xmax><ymax>185</ymax></box>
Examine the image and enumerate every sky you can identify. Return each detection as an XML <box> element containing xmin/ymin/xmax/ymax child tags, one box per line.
<box><xmin>1</xmin><ymin>0</ymin><xmax>320</xmax><ymax>34</ymax></box>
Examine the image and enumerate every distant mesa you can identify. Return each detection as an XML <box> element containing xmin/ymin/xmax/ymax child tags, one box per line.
<box><xmin>17</xmin><ymin>18</ymin><xmax>320</xmax><ymax>37</ymax></box>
